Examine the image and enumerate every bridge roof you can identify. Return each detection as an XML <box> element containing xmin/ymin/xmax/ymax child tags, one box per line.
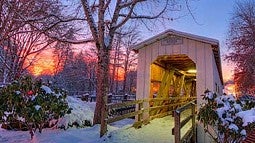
<box><xmin>133</xmin><ymin>29</ymin><xmax>219</xmax><ymax>51</ymax></box>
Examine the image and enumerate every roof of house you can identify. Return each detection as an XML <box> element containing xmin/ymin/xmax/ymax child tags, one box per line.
<box><xmin>132</xmin><ymin>29</ymin><xmax>223</xmax><ymax>84</ymax></box>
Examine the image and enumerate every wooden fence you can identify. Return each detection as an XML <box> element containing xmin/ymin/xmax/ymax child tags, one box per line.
<box><xmin>100</xmin><ymin>96</ymin><xmax>196</xmax><ymax>136</ymax></box>
<box><xmin>172</xmin><ymin>100</ymin><xmax>196</xmax><ymax>143</ymax></box>
<box><xmin>78</xmin><ymin>94</ymin><xmax>136</xmax><ymax>103</ymax></box>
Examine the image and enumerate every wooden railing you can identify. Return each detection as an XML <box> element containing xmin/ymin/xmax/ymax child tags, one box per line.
<box><xmin>78</xmin><ymin>94</ymin><xmax>136</xmax><ymax>103</ymax></box>
<box><xmin>100</xmin><ymin>96</ymin><xmax>196</xmax><ymax>136</ymax></box>
<box><xmin>172</xmin><ymin>100</ymin><xmax>196</xmax><ymax>143</ymax></box>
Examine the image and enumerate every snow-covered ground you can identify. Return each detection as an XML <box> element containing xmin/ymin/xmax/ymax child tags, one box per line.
<box><xmin>0</xmin><ymin>96</ymin><xmax>193</xmax><ymax>143</ymax></box>
<box><xmin>0</xmin><ymin>116</ymin><xmax>185</xmax><ymax>143</ymax></box>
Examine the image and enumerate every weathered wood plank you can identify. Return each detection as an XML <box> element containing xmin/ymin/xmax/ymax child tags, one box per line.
<box><xmin>172</xmin><ymin>100</ymin><xmax>197</xmax><ymax>143</ymax></box>
<box><xmin>175</xmin><ymin>74</ymin><xmax>185</xmax><ymax>95</ymax></box>
<box><xmin>192</xmin><ymin>103</ymin><xmax>196</xmax><ymax>142</ymax></box>
<box><xmin>107</xmin><ymin>108</ymin><xmax>150</xmax><ymax>124</ymax></box>
<box><xmin>151</xmin><ymin>41</ymin><xmax>159</xmax><ymax>62</ymax></box>
<box><xmin>157</xmin><ymin>70</ymin><xmax>169</xmax><ymax>98</ymax></box>
<box><xmin>174</xmin><ymin>111</ymin><xmax>181</xmax><ymax>143</ymax></box>
<box><xmin>176</xmin><ymin>100</ymin><xmax>195</xmax><ymax>113</ymax></box>
<box><xmin>180</xmin><ymin>115</ymin><xmax>193</xmax><ymax>128</ymax></box>
<box><xmin>205</xmin><ymin>43</ymin><xmax>214</xmax><ymax>91</ymax></box>
<box><xmin>149</xmin><ymin>102</ymin><xmax>186</xmax><ymax>111</ymax></box>
<box><xmin>136</xmin><ymin>47</ymin><xmax>146</xmax><ymax>100</ymax></box>
<box><xmin>148</xmin><ymin>97</ymin><xmax>196</xmax><ymax>102</ymax></box>
<box><xmin>150</xmin><ymin>110</ymin><xmax>173</xmax><ymax>120</ymax></box>
<box><xmin>181</xmin><ymin>38</ymin><xmax>189</xmax><ymax>54</ymax></box>
<box><xmin>196</xmin><ymin>41</ymin><xmax>206</xmax><ymax>108</ymax></box>
<box><xmin>107</xmin><ymin>99</ymin><xmax>143</xmax><ymax>109</ymax></box>
<box><xmin>180</xmin><ymin>128</ymin><xmax>193</xmax><ymax>143</ymax></box>
<box><xmin>138</xmin><ymin>102</ymin><xmax>143</xmax><ymax>124</ymax></box>
<box><xmin>187</xmin><ymin>39</ymin><xmax>197</xmax><ymax>63</ymax></box>
<box><xmin>162</xmin><ymin>69</ymin><xmax>175</xmax><ymax>98</ymax></box>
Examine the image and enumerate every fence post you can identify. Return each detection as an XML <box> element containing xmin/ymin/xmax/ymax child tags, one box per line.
<box><xmin>191</xmin><ymin>102</ymin><xmax>196</xmax><ymax>142</ymax></box>
<box><xmin>174</xmin><ymin>110</ymin><xmax>181</xmax><ymax>143</ymax></box>
<box><xmin>100</xmin><ymin>95</ymin><xmax>108</xmax><ymax>137</ymax></box>
<box><xmin>138</xmin><ymin>101</ymin><xmax>143</xmax><ymax>122</ymax></box>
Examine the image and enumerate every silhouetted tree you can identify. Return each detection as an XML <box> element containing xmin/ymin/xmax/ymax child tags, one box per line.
<box><xmin>0</xmin><ymin>0</ymin><xmax>78</xmax><ymax>82</ymax></box>
<box><xmin>226</xmin><ymin>0</ymin><xmax>255</xmax><ymax>95</ymax></box>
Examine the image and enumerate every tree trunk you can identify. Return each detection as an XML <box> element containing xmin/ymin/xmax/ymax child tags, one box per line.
<box><xmin>122</xmin><ymin>51</ymin><xmax>129</xmax><ymax>93</ymax></box>
<box><xmin>93</xmin><ymin>47</ymin><xmax>109</xmax><ymax>125</ymax></box>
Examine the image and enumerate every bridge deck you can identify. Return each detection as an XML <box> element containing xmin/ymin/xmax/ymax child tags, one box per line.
<box><xmin>106</xmin><ymin>109</ymin><xmax>193</xmax><ymax>143</ymax></box>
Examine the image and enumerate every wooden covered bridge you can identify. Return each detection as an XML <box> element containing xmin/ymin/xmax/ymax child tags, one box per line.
<box><xmin>101</xmin><ymin>29</ymin><xmax>223</xmax><ymax>143</ymax></box>
<box><xmin>133</xmin><ymin>29</ymin><xmax>223</xmax><ymax>142</ymax></box>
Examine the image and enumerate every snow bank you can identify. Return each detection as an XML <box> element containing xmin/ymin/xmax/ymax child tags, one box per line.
<box><xmin>57</xmin><ymin>96</ymin><xmax>95</xmax><ymax>129</ymax></box>
<box><xmin>0</xmin><ymin>115</ymin><xmax>182</xmax><ymax>143</ymax></box>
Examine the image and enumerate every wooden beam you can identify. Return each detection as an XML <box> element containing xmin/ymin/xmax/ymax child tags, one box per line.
<box><xmin>176</xmin><ymin>75</ymin><xmax>185</xmax><ymax>95</ymax></box>
<box><xmin>157</xmin><ymin>69</ymin><xmax>174</xmax><ymax>98</ymax></box>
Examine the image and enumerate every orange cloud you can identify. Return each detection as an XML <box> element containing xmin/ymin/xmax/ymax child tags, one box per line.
<box><xmin>27</xmin><ymin>49</ymin><xmax>57</xmax><ymax>76</ymax></box>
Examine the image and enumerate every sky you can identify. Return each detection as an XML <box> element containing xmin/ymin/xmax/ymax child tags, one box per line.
<box><xmin>30</xmin><ymin>0</ymin><xmax>237</xmax><ymax>93</ymax></box>
<box><xmin>141</xmin><ymin>0</ymin><xmax>237</xmax><ymax>82</ymax></box>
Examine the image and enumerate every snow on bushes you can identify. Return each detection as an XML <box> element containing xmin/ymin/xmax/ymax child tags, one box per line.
<box><xmin>0</xmin><ymin>76</ymin><xmax>71</xmax><ymax>139</ymax></box>
<box><xmin>57</xmin><ymin>96</ymin><xmax>95</xmax><ymax>129</ymax></box>
<box><xmin>198</xmin><ymin>90</ymin><xmax>255</xmax><ymax>143</ymax></box>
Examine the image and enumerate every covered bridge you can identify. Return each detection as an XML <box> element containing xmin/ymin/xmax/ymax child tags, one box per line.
<box><xmin>133</xmin><ymin>29</ymin><xmax>224</xmax><ymax>142</ymax></box>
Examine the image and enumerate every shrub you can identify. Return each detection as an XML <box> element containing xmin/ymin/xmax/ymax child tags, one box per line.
<box><xmin>198</xmin><ymin>90</ymin><xmax>255</xmax><ymax>143</ymax></box>
<box><xmin>0</xmin><ymin>76</ymin><xmax>71</xmax><ymax>139</ymax></box>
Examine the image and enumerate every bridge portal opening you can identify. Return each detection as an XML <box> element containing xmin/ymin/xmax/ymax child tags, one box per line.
<box><xmin>149</xmin><ymin>54</ymin><xmax>196</xmax><ymax>115</ymax></box>
<box><xmin>150</xmin><ymin>54</ymin><xmax>196</xmax><ymax>99</ymax></box>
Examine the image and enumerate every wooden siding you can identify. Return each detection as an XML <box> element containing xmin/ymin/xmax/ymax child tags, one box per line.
<box><xmin>212</xmin><ymin>53</ymin><xmax>224</xmax><ymax>94</ymax></box>
<box><xmin>136</xmin><ymin>47</ymin><xmax>146</xmax><ymax>100</ymax></box>
<box><xmin>135</xmin><ymin>33</ymin><xmax>223</xmax><ymax>143</ymax></box>
<box><xmin>136</xmin><ymin>36</ymin><xmax>222</xmax><ymax>102</ymax></box>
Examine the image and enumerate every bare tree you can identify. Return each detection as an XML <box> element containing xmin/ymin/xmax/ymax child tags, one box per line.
<box><xmin>0</xmin><ymin>0</ymin><xmax>78</xmax><ymax>82</ymax></box>
<box><xmin>226</xmin><ymin>0</ymin><xmax>255</xmax><ymax>95</ymax></box>
<box><xmin>79</xmin><ymin>0</ymin><xmax>183</xmax><ymax>126</ymax></box>
<box><xmin>121</xmin><ymin>30</ymin><xmax>140</xmax><ymax>93</ymax></box>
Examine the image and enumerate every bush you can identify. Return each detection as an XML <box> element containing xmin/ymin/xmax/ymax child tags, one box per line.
<box><xmin>0</xmin><ymin>76</ymin><xmax>71</xmax><ymax>139</ymax></box>
<box><xmin>198</xmin><ymin>90</ymin><xmax>255</xmax><ymax>143</ymax></box>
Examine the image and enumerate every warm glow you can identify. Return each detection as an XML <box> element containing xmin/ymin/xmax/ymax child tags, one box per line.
<box><xmin>115</xmin><ymin>67</ymin><xmax>125</xmax><ymax>81</ymax></box>
<box><xmin>187</xmin><ymin>69</ymin><xmax>197</xmax><ymax>74</ymax></box>
<box><xmin>152</xmin><ymin>83</ymin><xmax>160</xmax><ymax>93</ymax></box>
<box><xmin>224</xmin><ymin>82</ymin><xmax>236</xmax><ymax>95</ymax></box>
<box><xmin>221</xmin><ymin>61</ymin><xmax>236</xmax><ymax>95</ymax></box>
<box><xmin>222</xmin><ymin>61</ymin><xmax>235</xmax><ymax>83</ymax></box>
<box><xmin>32</xmin><ymin>66</ymin><xmax>44</xmax><ymax>76</ymax></box>
<box><xmin>109</xmin><ymin>65</ymin><xmax>125</xmax><ymax>81</ymax></box>
<box><xmin>26</xmin><ymin>49</ymin><xmax>57</xmax><ymax>76</ymax></box>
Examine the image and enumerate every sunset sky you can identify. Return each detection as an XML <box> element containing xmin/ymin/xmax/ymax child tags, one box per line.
<box><xmin>144</xmin><ymin>0</ymin><xmax>236</xmax><ymax>82</ymax></box>
<box><xmin>30</xmin><ymin>0</ymin><xmax>237</xmax><ymax>93</ymax></box>
<box><xmin>28</xmin><ymin>49</ymin><xmax>57</xmax><ymax>76</ymax></box>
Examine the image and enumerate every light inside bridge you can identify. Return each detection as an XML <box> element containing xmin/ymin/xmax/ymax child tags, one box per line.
<box><xmin>187</xmin><ymin>69</ymin><xmax>197</xmax><ymax>74</ymax></box>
